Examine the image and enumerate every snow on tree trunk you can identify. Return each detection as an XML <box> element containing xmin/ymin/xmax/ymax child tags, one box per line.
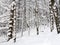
<box><xmin>49</xmin><ymin>0</ymin><xmax>55</xmax><ymax>32</ymax></box>
<box><xmin>53</xmin><ymin>2</ymin><xmax>59</xmax><ymax>34</ymax></box>
<box><xmin>17</xmin><ymin>0</ymin><xmax>23</xmax><ymax>37</ymax></box>
<box><xmin>8</xmin><ymin>0</ymin><xmax>16</xmax><ymax>42</ymax></box>
<box><xmin>27</xmin><ymin>0</ymin><xmax>31</xmax><ymax>36</ymax></box>
<box><xmin>49</xmin><ymin>0</ymin><xmax>58</xmax><ymax>32</ymax></box>
<box><xmin>23</xmin><ymin>0</ymin><xmax>27</xmax><ymax>36</ymax></box>
<box><xmin>35</xmin><ymin>0</ymin><xmax>39</xmax><ymax>35</ymax></box>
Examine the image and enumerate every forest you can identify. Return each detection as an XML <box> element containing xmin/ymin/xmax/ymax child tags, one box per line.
<box><xmin>0</xmin><ymin>0</ymin><xmax>60</xmax><ymax>45</ymax></box>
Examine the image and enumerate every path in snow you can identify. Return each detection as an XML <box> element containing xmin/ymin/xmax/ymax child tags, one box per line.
<box><xmin>0</xmin><ymin>25</ymin><xmax>60</xmax><ymax>45</ymax></box>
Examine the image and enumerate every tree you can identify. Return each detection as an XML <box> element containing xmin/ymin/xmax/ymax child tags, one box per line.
<box><xmin>23</xmin><ymin>0</ymin><xmax>27</xmax><ymax>36</ymax></box>
<box><xmin>35</xmin><ymin>0</ymin><xmax>39</xmax><ymax>35</ymax></box>
<box><xmin>8</xmin><ymin>0</ymin><xmax>16</xmax><ymax>42</ymax></box>
<box><xmin>53</xmin><ymin>2</ymin><xmax>59</xmax><ymax>34</ymax></box>
<box><xmin>49</xmin><ymin>0</ymin><xmax>55</xmax><ymax>32</ymax></box>
<box><xmin>49</xmin><ymin>0</ymin><xmax>58</xmax><ymax>33</ymax></box>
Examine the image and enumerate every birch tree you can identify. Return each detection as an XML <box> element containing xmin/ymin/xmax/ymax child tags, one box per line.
<box><xmin>8</xmin><ymin>0</ymin><xmax>16</xmax><ymax>42</ymax></box>
<box><xmin>35</xmin><ymin>0</ymin><xmax>39</xmax><ymax>35</ymax></box>
<box><xmin>49</xmin><ymin>0</ymin><xmax>58</xmax><ymax>33</ymax></box>
<box><xmin>17</xmin><ymin>0</ymin><xmax>24</xmax><ymax>37</ymax></box>
<box><xmin>49</xmin><ymin>0</ymin><xmax>55</xmax><ymax>32</ymax></box>
<box><xmin>53</xmin><ymin>1</ymin><xmax>59</xmax><ymax>34</ymax></box>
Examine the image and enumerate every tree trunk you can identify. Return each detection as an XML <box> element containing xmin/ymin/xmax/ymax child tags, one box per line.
<box><xmin>49</xmin><ymin>0</ymin><xmax>55</xmax><ymax>32</ymax></box>
<box><xmin>8</xmin><ymin>0</ymin><xmax>16</xmax><ymax>42</ymax></box>
<box><xmin>35</xmin><ymin>0</ymin><xmax>39</xmax><ymax>35</ymax></box>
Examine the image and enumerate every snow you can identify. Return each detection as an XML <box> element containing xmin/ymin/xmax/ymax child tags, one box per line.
<box><xmin>0</xmin><ymin>24</ymin><xmax>60</xmax><ymax>45</ymax></box>
<box><xmin>0</xmin><ymin>0</ymin><xmax>59</xmax><ymax>45</ymax></box>
<box><xmin>0</xmin><ymin>12</ymin><xmax>10</xmax><ymax>23</ymax></box>
<box><xmin>0</xmin><ymin>27</ymin><xmax>9</xmax><ymax>30</ymax></box>
<box><xmin>0</xmin><ymin>1</ymin><xmax>10</xmax><ymax>10</ymax></box>
<box><xmin>7</xmin><ymin>32</ymin><xmax>11</xmax><ymax>36</ymax></box>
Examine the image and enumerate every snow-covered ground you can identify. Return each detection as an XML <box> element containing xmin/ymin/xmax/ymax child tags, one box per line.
<box><xmin>0</xmin><ymin>24</ymin><xmax>60</xmax><ymax>45</ymax></box>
